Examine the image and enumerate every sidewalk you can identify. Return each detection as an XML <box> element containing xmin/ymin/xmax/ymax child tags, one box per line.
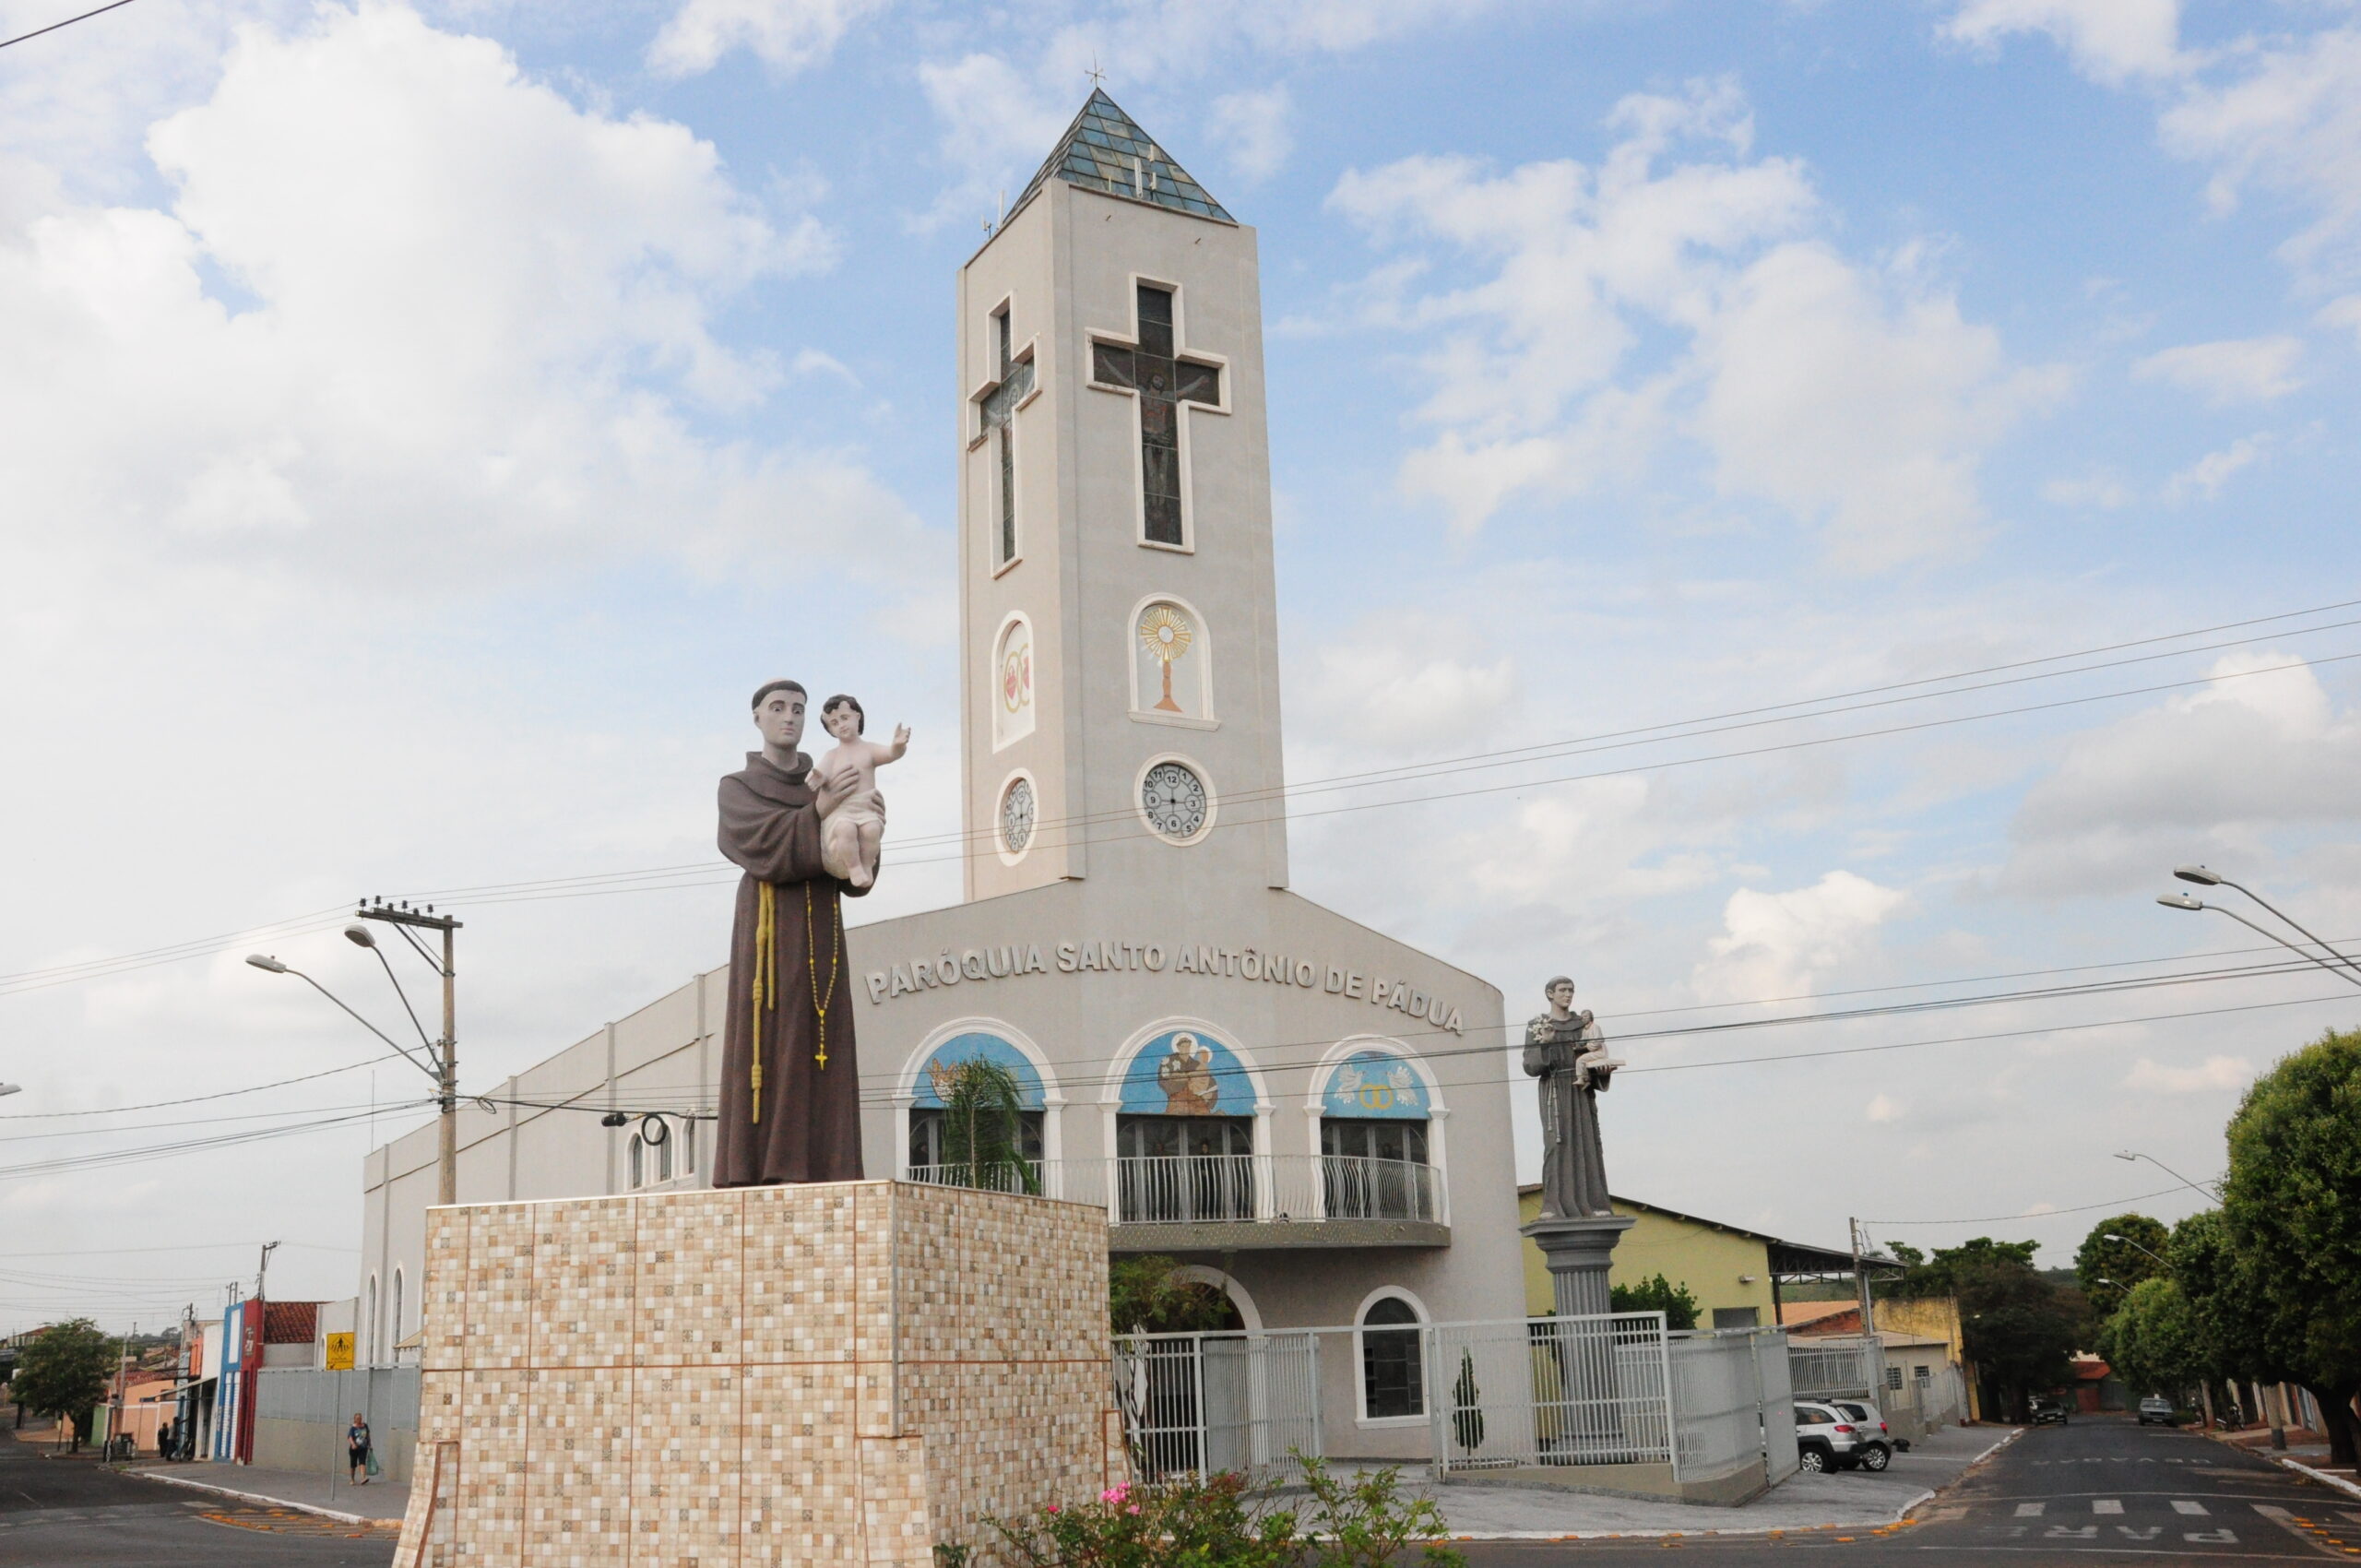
<box><xmin>1407</xmin><ymin>1424</ymin><xmax>2016</xmax><ymax>1539</ymax></box>
<box><xmin>120</xmin><ymin>1458</ymin><xmax>409</xmax><ymax>1526</ymax></box>
<box><xmin>2206</xmin><ymin>1423</ymin><xmax>2361</xmax><ymax>1501</ymax></box>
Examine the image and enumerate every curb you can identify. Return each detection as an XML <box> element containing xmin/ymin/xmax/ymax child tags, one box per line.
<box><xmin>2277</xmin><ymin>1456</ymin><xmax>2361</xmax><ymax>1503</ymax></box>
<box><xmin>122</xmin><ymin>1466</ymin><xmax>397</xmax><ymax>1527</ymax></box>
<box><xmin>1437</xmin><ymin>1429</ymin><xmax>2021</xmax><ymax>1542</ymax></box>
<box><xmin>2194</xmin><ymin>1423</ymin><xmax>2361</xmax><ymax>1501</ymax></box>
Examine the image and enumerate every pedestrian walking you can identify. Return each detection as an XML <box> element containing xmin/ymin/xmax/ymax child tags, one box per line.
<box><xmin>157</xmin><ymin>1418</ymin><xmax>172</xmax><ymax>1458</ymax></box>
<box><xmin>347</xmin><ymin>1413</ymin><xmax>372</xmax><ymax>1485</ymax></box>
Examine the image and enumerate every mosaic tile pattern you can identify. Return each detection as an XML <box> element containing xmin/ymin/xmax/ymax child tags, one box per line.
<box><xmin>395</xmin><ymin>1181</ymin><xmax>1118</xmax><ymax>1567</ymax></box>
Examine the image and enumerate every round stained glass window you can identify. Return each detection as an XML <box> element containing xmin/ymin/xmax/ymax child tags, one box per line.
<box><xmin>999</xmin><ymin>776</ymin><xmax>1035</xmax><ymax>855</ymax></box>
<box><xmin>1140</xmin><ymin>761</ymin><xmax>1209</xmax><ymax>843</ymax></box>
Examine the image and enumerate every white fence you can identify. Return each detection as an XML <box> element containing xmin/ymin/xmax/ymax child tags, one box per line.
<box><xmin>910</xmin><ymin>1154</ymin><xmax>1442</xmax><ymax>1225</ymax></box>
<box><xmin>1116</xmin><ymin>1315</ymin><xmax>1797</xmax><ymax>1491</ymax></box>
<box><xmin>1787</xmin><ymin>1334</ymin><xmax>1969</xmax><ymax>1440</ymax></box>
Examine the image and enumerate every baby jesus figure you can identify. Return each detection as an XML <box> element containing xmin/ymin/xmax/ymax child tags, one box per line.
<box><xmin>814</xmin><ymin>695</ymin><xmax>908</xmax><ymax>890</ymax></box>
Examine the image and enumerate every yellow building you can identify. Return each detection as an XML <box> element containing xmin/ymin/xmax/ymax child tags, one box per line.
<box><xmin>1516</xmin><ymin>1186</ymin><xmax>1858</xmax><ymax>1326</ymax></box>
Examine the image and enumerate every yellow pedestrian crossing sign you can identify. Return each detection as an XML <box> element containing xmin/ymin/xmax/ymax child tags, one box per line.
<box><xmin>325</xmin><ymin>1332</ymin><xmax>354</xmax><ymax>1371</ymax></box>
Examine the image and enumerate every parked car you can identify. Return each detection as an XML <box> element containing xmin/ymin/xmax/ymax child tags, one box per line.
<box><xmin>2137</xmin><ymin>1396</ymin><xmax>2177</xmax><ymax>1426</ymax></box>
<box><xmin>1821</xmin><ymin>1399</ymin><xmax>1895</xmax><ymax>1470</ymax></box>
<box><xmin>2030</xmin><ymin>1395</ymin><xmax>2070</xmax><ymax>1426</ymax></box>
<box><xmin>1793</xmin><ymin>1401</ymin><xmax>1879</xmax><ymax>1472</ymax></box>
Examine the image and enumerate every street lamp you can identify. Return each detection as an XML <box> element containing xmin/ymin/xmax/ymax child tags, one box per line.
<box><xmin>2103</xmin><ymin>1232</ymin><xmax>2168</xmax><ymax>1266</ymax></box>
<box><xmin>0</xmin><ymin>1084</ymin><xmax>19</xmax><ymax>1098</ymax></box>
<box><xmin>2165</xmin><ymin>864</ymin><xmax>2361</xmax><ymax>982</ymax></box>
<box><xmin>2114</xmin><ymin>1149</ymin><xmax>2219</xmax><ymax>1204</ymax></box>
<box><xmin>2154</xmin><ymin>894</ymin><xmax>2361</xmax><ymax>988</ymax></box>
<box><xmin>245</xmin><ymin>944</ymin><xmax>454</xmax><ymax>1203</ymax></box>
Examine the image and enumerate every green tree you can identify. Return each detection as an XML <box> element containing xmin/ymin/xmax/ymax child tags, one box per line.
<box><xmin>1608</xmin><ymin>1273</ymin><xmax>1700</xmax><ymax>1331</ymax></box>
<box><xmin>2097</xmin><ymin>1277</ymin><xmax>2202</xmax><ymax>1400</ymax></box>
<box><xmin>11</xmin><ymin>1320</ymin><xmax>116</xmax><ymax>1452</ymax></box>
<box><xmin>1450</xmin><ymin>1350</ymin><xmax>1485</xmax><ymax>1454</ymax></box>
<box><xmin>2074</xmin><ymin>1213</ymin><xmax>2171</xmax><ymax>1317</ymax></box>
<box><xmin>936</xmin><ymin>1057</ymin><xmax>1038</xmax><ymax>1194</ymax></box>
<box><xmin>2219</xmin><ymin>1028</ymin><xmax>2361</xmax><ymax>1466</ymax></box>
<box><xmin>1109</xmin><ymin>1255</ymin><xmax>1240</xmax><ymax>1335</ymax></box>
<box><xmin>1887</xmin><ymin>1238</ymin><xmax>2081</xmax><ymax>1419</ymax></box>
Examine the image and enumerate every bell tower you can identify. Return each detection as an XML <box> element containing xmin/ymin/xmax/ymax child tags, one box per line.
<box><xmin>958</xmin><ymin>91</ymin><xmax>1288</xmax><ymax>903</ymax></box>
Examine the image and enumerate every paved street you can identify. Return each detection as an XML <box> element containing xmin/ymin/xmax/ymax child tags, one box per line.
<box><xmin>1456</xmin><ymin>1415</ymin><xmax>2361</xmax><ymax>1565</ymax></box>
<box><xmin>0</xmin><ymin>1428</ymin><xmax>397</xmax><ymax>1566</ymax></box>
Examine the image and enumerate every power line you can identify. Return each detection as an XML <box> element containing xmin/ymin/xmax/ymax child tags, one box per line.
<box><xmin>1859</xmin><ymin>1183</ymin><xmax>2211</xmax><ymax>1227</ymax></box>
<box><xmin>0</xmin><ymin>1098</ymin><xmax>425</xmax><ymax>1144</ymax></box>
<box><xmin>0</xmin><ymin>1052</ymin><xmax>406</xmax><ymax>1120</ymax></box>
<box><xmin>0</xmin><ymin>1241</ymin><xmax>357</xmax><ymax>1259</ymax></box>
<box><xmin>2</xmin><ymin>601</ymin><xmax>2353</xmax><ymax>997</ymax></box>
<box><xmin>0</xmin><ymin>0</ymin><xmax>139</xmax><ymax>51</ymax></box>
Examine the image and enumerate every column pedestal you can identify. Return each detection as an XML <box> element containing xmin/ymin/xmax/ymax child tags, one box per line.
<box><xmin>1522</xmin><ymin>1213</ymin><xmax>1634</xmax><ymax>1319</ymax></box>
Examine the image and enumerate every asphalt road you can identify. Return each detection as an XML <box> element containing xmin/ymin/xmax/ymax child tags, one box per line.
<box><xmin>0</xmin><ymin>1427</ymin><xmax>397</xmax><ymax>1566</ymax></box>
<box><xmin>1457</xmin><ymin>1414</ymin><xmax>2361</xmax><ymax>1566</ymax></box>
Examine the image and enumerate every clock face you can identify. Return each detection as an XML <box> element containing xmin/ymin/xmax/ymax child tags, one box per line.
<box><xmin>999</xmin><ymin>776</ymin><xmax>1035</xmax><ymax>854</ymax></box>
<box><xmin>1140</xmin><ymin>761</ymin><xmax>1208</xmax><ymax>842</ymax></box>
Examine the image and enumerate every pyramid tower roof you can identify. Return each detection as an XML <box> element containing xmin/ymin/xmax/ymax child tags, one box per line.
<box><xmin>1011</xmin><ymin>89</ymin><xmax>1234</xmax><ymax>225</ymax></box>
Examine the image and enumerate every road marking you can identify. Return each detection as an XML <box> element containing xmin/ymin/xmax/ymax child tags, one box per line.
<box><xmin>2116</xmin><ymin>1526</ymin><xmax>2162</xmax><ymax>1540</ymax></box>
<box><xmin>2047</xmin><ymin>1526</ymin><xmax>2100</xmax><ymax>1539</ymax></box>
<box><xmin>2185</xmin><ymin>1528</ymin><xmax>2240</xmax><ymax>1544</ymax></box>
<box><xmin>2175</xmin><ymin>1500</ymin><xmax>2211</xmax><ymax>1515</ymax></box>
<box><xmin>2015</xmin><ymin>1503</ymin><xmax>2045</xmax><ymax>1517</ymax></box>
<box><xmin>2257</xmin><ymin>1505</ymin><xmax>2293</xmax><ymax>1518</ymax></box>
<box><xmin>2094</xmin><ymin>1499</ymin><xmax>2124</xmax><ymax>1515</ymax></box>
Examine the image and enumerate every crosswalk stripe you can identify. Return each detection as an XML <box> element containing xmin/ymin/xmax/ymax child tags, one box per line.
<box><xmin>2094</xmin><ymin>1500</ymin><xmax>2123</xmax><ymax>1515</ymax></box>
<box><xmin>2255</xmin><ymin>1505</ymin><xmax>2292</xmax><ymax>1519</ymax></box>
<box><xmin>2172</xmin><ymin>1500</ymin><xmax>2209</xmax><ymax>1515</ymax></box>
<box><xmin>2015</xmin><ymin>1503</ymin><xmax>2045</xmax><ymax>1517</ymax></box>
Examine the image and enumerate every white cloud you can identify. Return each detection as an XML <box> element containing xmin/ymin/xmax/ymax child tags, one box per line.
<box><xmin>648</xmin><ymin>0</ymin><xmax>890</xmax><ymax>77</ymax></box>
<box><xmin>2003</xmin><ymin>652</ymin><xmax>2361</xmax><ymax>892</ymax></box>
<box><xmin>0</xmin><ymin>4</ymin><xmax>919</xmax><ymax>595</ymax></box>
<box><xmin>1942</xmin><ymin>0</ymin><xmax>2187</xmax><ymax>86</ymax></box>
<box><xmin>2160</xmin><ymin>27</ymin><xmax>2361</xmax><ymax>284</ymax></box>
<box><xmin>2320</xmin><ymin>293</ymin><xmax>2361</xmax><ymax>348</ymax></box>
<box><xmin>2162</xmin><ymin>434</ymin><xmax>2270</xmax><ymax>501</ymax></box>
<box><xmin>1866</xmin><ymin>1093</ymin><xmax>1904</xmax><ymax>1123</ymax></box>
<box><xmin>2043</xmin><ymin>469</ymin><xmax>2132</xmax><ymax>508</ymax></box>
<box><xmin>1329</xmin><ymin>80</ymin><xmax>2059</xmax><ymax>570</ymax></box>
<box><xmin>2132</xmin><ymin>335</ymin><xmax>2304</xmax><ymax>404</ymax></box>
<box><xmin>1208</xmin><ymin>85</ymin><xmax>1293</xmax><ymax>183</ymax></box>
<box><xmin>2125</xmin><ymin>1054</ymin><xmax>2252</xmax><ymax>1094</ymax></box>
<box><xmin>1693</xmin><ymin>870</ymin><xmax>1909</xmax><ymax>1003</ymax></box>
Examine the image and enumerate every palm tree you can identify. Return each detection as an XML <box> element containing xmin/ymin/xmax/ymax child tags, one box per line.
<box><xmin>938</xmin><ymin>1057</ymin><xmax>1038</xmax><ymax>1195</ymax></box>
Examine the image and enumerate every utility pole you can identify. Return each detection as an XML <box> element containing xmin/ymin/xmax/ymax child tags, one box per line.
<box><xmin>356</xmin><ymin>899</ymin><xmax>462</xmax><ymax>1206</ymax></box>
<box><xmin>256</xmin><ymin>1241</ymin><xmax>280</xmax><ymax>1305</ymax></box>
<box><xmin>1849</xmin><ymin>1217</ymin><xmax>1878</xmax><ymax>1336</ymax></box>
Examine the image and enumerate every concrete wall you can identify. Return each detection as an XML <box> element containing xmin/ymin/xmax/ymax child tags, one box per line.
<box><xmin>254</xmin><ymin>1367</ymin><xmax>420</xmax><ymax>1484</ymax></box>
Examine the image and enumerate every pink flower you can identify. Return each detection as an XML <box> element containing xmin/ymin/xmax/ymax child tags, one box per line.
<box><xmin>1099</xmin><ymin>1486</ymin><xmax>1129</xmax><ymax>1504</ymax></box>
<box><xmin>1126</xmin><ymin>1505</ymin><xmax>1141</xmax><ymax>1515</ymax></box>
<box><xmin>1045</xmin><ymin>1504</ymin><xmax>1060</xmax><ymax>1515</ymax></box>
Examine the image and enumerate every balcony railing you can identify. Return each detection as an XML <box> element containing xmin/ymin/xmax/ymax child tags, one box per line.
<box><xmin>907</xmin><ymin>1154</ymin><xmax>1443</xmax><ymax>1228</ymax></box>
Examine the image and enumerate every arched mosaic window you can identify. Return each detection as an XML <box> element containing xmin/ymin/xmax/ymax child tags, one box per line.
<box><xmin>908</xmin><ymin>1031</ymin><xmax>1047</xmax><ymax>1172</ymax></box>
<box><xmin>992</xmin><ymin>614</ymin><xmax>1035</xmax><ymax>749</ymax></box>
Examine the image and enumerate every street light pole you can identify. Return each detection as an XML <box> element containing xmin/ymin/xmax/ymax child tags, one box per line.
<box><xmin>2112</xmin><ymin>1149</ymin><xmax>2218</xmax><ymax>1204</ymax></box>
<box><xmin>2173</xmin><ymin>864</ymin><xmax>2361</xmax><ymax>981</ymax></box>
<box><xmin>352</xmin><ymin>899</ymin><xmax>462</xmax><ymax>1206</ymax></box>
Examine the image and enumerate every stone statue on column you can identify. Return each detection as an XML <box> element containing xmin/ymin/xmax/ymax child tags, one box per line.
<box><xmin>1523</xmin><ymin>976</ymin><xmax>1623</xmax><ymax>1220</ymax></box>
<box><xmin>1519</xmin><ymin>976</ymin><xmax>1633</xmax><ymax>1322</ymax></box>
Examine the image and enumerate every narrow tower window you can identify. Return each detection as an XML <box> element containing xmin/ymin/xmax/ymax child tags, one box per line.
<box><xmin>978</xmin><ymin>303</ymin><xmax>1033</xmax><ymax>566</ymax></box>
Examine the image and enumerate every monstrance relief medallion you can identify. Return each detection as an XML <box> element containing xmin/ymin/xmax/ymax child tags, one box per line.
<box><xmin>1137</xmin><ymin>603</ymin><xmax>1194</xmax><ymax>713</ymax></box>
<box><xmin>1002</xmin><ymin>640</ymin><xmax>1032</xmax><ymax>714</ymax></box>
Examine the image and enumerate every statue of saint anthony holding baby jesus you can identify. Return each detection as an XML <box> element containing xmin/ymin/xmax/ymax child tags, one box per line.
<box><xmin>711</xmin><ymin>680</ymin><xmax>906</xmax><ymax>1188</ymax></box>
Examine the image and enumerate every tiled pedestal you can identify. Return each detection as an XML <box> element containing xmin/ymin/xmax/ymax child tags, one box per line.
<box><xmin>392</xmin><ymin>1181</ymin><xmax>1125</xmax><ymax>1568</ymax></box>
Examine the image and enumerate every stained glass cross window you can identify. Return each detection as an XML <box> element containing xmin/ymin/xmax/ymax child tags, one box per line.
<box><xmin>1092</xmin><ymin>282</ymin><xmax>1222</xmax><ymax>546</ymax></box>
<box><xmin>977</xmin><ymin>305</ymin><xmax>1036</xmax><ymax>566</ymax></box>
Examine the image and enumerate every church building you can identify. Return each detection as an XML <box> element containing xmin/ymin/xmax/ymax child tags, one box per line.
<box><xmin>359</xmin><ymin>94</ymin><xmax>1528</xmax><ymax>1432</ymax></box>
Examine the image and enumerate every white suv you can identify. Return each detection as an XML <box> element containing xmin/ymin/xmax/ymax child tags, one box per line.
<box><xmin>1793</xmin><ymin>1401</ymin><xmax>1878</xmax><ymax>1472</ymax></box>
<box><xmin>1821</xmin><ymin>1398</ymin><xmax>1895</xmax><ymax>1470</ymax></box>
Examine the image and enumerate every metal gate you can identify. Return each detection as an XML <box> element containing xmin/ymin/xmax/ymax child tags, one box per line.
<box><xmin>1113</xmin><ymin>1330</ymin><xmax>1321</xmax><ymax>1481</ymax></box>
<box><xmin>1427</xmin><ymin>1313</ymin><xmax>1673</xmax><ymax>1477</ymax></box>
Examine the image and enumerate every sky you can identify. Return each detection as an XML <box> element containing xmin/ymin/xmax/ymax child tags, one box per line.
<box><xmin>4</xmin><ymin>0</ymin><xmax>2359</xmax><ymax>1331</ymax></box>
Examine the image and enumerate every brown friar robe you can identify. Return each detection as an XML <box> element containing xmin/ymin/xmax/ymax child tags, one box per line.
<box><xmin>713</xmin><ymin>751</ymin><xmax>870</xmax><ymax>1187</ymax></box>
